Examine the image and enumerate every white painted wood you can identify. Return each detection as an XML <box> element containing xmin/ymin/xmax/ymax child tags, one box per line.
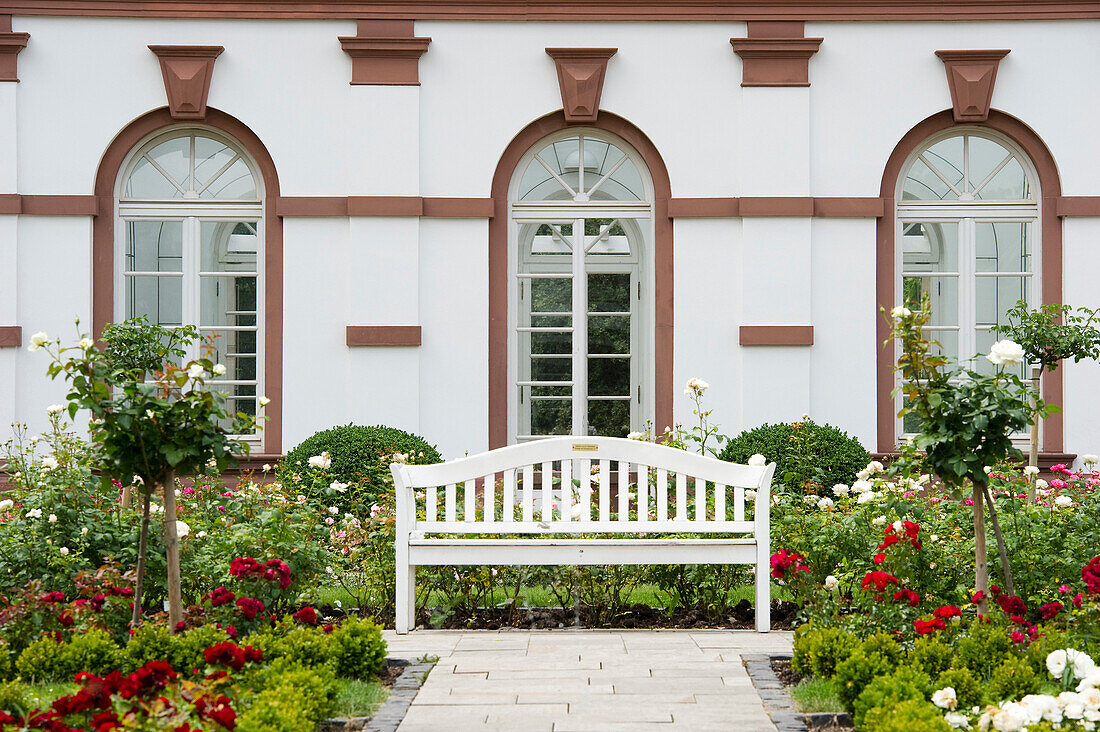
<box><xmin>735</xmin><ymin>486</ymin><xmax>745</xmax><ymax>523</ymax></box>
<box><xmin>391</xmin><ymin>438</ymin><xmax>775</xmax><ymax>634</ymax></box>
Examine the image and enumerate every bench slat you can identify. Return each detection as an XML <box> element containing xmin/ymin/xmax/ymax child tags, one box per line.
<box><xmin>414</xmin><ymin>520</ymin><xmax>757</xmax><ymax>534</ymax></box>
<box><xmin>409</xmin><ymin>538</ymin><xmax>759</xmax><ymax>566</ymax></box>
<box><xmin>598</xmin><ymin>459</ymin><xmax>610</xmax><ymax>522</ymax></box>
<box><xmin>618</xmin><ymin>460</ymin><xmax>629</xmax><ymax>522</ymax></box>
<box><xmin>579</xmin><ymin>458</ymin><xmax>591</xmax><ymax>522</ymax></box>
<box><xmin>503</xmin><ymin>469</ymin><xmax>515</xmax><ymax>522</ymax></box>
<box><xmin>560</xmin><ymin>458</ymin><xmax>572</xmax><ymax>522</ymax></box>
<box><xmin>715</xmin><ymin>482</ymin><xmax>725</xmax><ymax>522</ymax></box>
<box><xmin>638</xmin><ymin>464</ymin><xmax>649</xmax><ymax>520</ymax></box>
<box><xmin>484</xmin><ymin>473</ymin><xmax>495</xmax><ymax>522</ymax></box>
<box><xmin>445</xmin><ymin>483</ymin><xmax>456</xmax><ymax>522</ymax></box>
<box><xmin>541</xmin><ymin>461</ymin><xmax>552</xmax><ymax>522</ymax></box>
<box><xmin>657</xmin><ymin>468</ymin><xmax>668</xmax><ymax>522</ymax></box>
<box><xmin>694</xmin><ymin>476</ymin><xmax>705</xmax><ymax>522</ymax></box>
<box><xmin>735</xmin><ymin>486</ymin><xmax>745</xmax><ymax>523</ymax></box>
<box><xmin>522</xmin><ymin>465</ymin><xmax>534</xmax><ymax>522</ymax></box>
<box><xmin>464</xmin><ymin>479</ymin><xmax>475</xmax><ymax>522</ymax></box>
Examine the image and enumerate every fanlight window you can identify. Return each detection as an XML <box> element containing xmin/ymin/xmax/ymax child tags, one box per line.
<box><xmin>124</xmin><ymin>133</ymin><xmax>258</xmax><ymax>201</ymax></box>
<box><xmin>902</xmin><ymin>133</ymin><xmax>1034</xmax><ymax>202</ymax></box>
<box><xmin>516</xmin><ymin>134</ymin><xmax>645</xmax><ymax>202</ymax></box>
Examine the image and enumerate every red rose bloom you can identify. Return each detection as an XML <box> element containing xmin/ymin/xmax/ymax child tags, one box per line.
<box><xmin>893</xmin><ymin>589</ymin><xmax>920</xmax><ymax>607</ymax></box>
<box><xmin>873</xmin><ymin>553</ymin><xmax>886</xmax><ymax>565</ymax></box>
<box><xmin>913</xmin><ymin>617</ymin><xmax>946</xmax><ymax>635</ymax></box>
<box><xmin>769</xmin><ymin>549</ymin><xmax>809</xmax><ymax>580</ymax></box>
<box><xmin>206</xmin><ymin>587</ymin><xmax>236</xmax><ymax>608</ymax></box>
<box><xmin>234</xmin><ymin>597</ymin><xmax>264</xmax><ymax>620</ymax></box>
<box><xmin>971</xmin><ymin>590</ymin><xmax>986</xmax><ymax>604</ymax></box>
<box><xmin>1082</xmin><ymin>556</ymin><xmax>1100</xmax><ymax>595</ymax></box>
<box><xmin>1040</xmin><ymin>601</ymin><xmax>1063</xmax><ymax>620</ymax></box>
<box><xmin>995</xmin><ymin>594</ymin><xmax>1027</xmax><ymax>616</ymax></box>
<box><xmin>862</xmin><ymin>571</ymin><xmax>900</xmax><ymax>593</ymax></box>
<box><xmin>933</xmin><ymin>605</ymin><xmax>961</xmax><ymax>620</ymax></box>
<box><xmin>292</xmin><ymin>606</ymin><xmax>319</xmax><ymax>626</ymax></box>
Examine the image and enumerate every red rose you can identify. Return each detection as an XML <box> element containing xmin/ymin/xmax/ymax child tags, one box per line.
<box><xmin>933</xmin><ymin>605</ymin><xmax>961</xmax><ymax>620</ymax></box>
<box><xmin>206</xmin><ymin>587</ymin><xmax>236</xmax><ymax>608</ymax></box>
<box><xmin>861</xmin><ymin>571</ymin><xmax>899</xmax><ymax>593</ymax></box>
<box><xmin>234</xmin><ymin>597</ymin><xmax>264</xmax><ymax>620</ymax></box>
<box><xmin>893</xmin><ymin>589</ymin><xmax>920</xmax><ymax>607</ymax></box>
<box><xmin>292</xmin><ymin>606</ymin><xmax>319</xmax><ymax>626</ymax></box>
<box><xmin>1082</xmin><ymin>556</ymin><xmax>1100</xmax><ymax>594</ymax></box>
<box><xmin>971</xmin><ymin>590</ymin><xmax>986</xmax><ymax>604</ymax></box>
<box><xmin>873</xmin><ymin>553</ymin><xmax>886</xmax><ymax>565</ymax></box>
<box><xmin>1040</xmin><ymin>601</ymin><xmax>1063</xmax><ymax>620</ymax></box>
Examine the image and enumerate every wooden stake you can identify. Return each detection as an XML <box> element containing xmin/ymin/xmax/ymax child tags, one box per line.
<box><xmin>1028</xmin><ymin>365</ymin><xmax>1041</xmax><ymax>503</ymax></box>
<box><xmin>974</xmin><ymin>483</ymin><xmax>988</xmax><ymax>613</ymax></box>
<box><xmin>162</xmin><ymin>471</ymin><xmax>182</xmax><ymax>628</ymax></box>
<box><xmin>131</xmin><ymin>489</ymin><xmax>151</xmax><ymax>628</ymax></box>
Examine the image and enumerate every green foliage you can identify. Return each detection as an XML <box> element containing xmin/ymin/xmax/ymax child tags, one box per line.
<box><xmin>239</xmin><ymin>659</ymin><xmax>338</xmax><ymax>732</ymax></box>
<box><xmin>0</xmin><ymin>640</ymin><xmax>11</xmax><ymax>682</ymax></box>
<box><xmin>988</xmin><ymin>654</ymin><xmax>1040</xmax><ymax>703</ymax></box>
<box><xmin>57</xmin><ymin>628</ymin><xmax>124</xmax><ymax>678</ymax></box>
<box><xmin>169</xmin><ymin>625</ymin><xmax>230</xmax><ymax>672</ymax></box>
<box><xmin>789</xmin><ymin>677</ymin><xmax>846</xmax><ymax>714</ymax></box>
<box><xmin>718</xmin><ymin>419</ymin><xmax>870</xmax><ymax>493</ymax></box>
<box><xmin>99</xmin><ymin>316</ymin><xmax>198</xmax><ymax>379</ymax></box>
<box><xmin>1026</xmin><ymin>628</ymin><xmax>1069</xmax><ymax>677</ymax></box>
<box><xmin>0</xmin><ymin>680</ymin><xmax>29</xmax><ymax>715</ymax></box>
<box><xmin>908</xmin><ymin>637</ymin><xmax>954</xmax><ymax>679</ymax></box>
<box><xmin>862</xmin><ymin>699</ymin><xmax>951</xmax><ymax>732</ymax></box>
<box><xmin>792</xmin><ymin>625</ymin><xmax>859</xmax><ymax>678</ymax></box>
<box><xmin>262</xmin><ymin>627</ymin><xmax>331</xmax><ymax>669</ymax></box>
<box><xmin>835</xmin><ymin>649</ymin><xmax>894</xmax><ymax>713</ymax></box>
<box><xmin>955</xmin><ymin>623</ymin><xmax>1013</xmax><ymax>679</ymax></box>
<box><xmin>853</xmin><ymin>666</ymin><xmax>931</xmax><ymax>729</ymax></box>
<box><xmin>995</xmin><ymin>300</ymin><xmax>1100</xmax><ymax>372</ymax></box>
<box><xmin>125</xmin><ymin>624</ymin><xmax>175</xmax><ymax>670</ymax></box>
<box><xmin>936</xmin><ymin>667</ymin><xmax>982</xmax><ymax>712</ymax></box>
<box><xmin>15</xmin><ymin>637</ymin><xmax>65</xmax><ymax>682</ymax></box>
<box><xmin>328</xmin><ymin>617</ymin><xmax>387</xmax><ymax>680</ymax></box>
<box><xmin>859</xmin><ymin>632</ymin><xmax>903</xmax><ymax>665</ymax></box>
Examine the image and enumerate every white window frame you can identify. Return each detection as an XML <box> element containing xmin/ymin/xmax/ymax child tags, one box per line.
<box><xmin>115</xmin><ymin>127</ymin><xmax>265</xmax><ymax>447</ymax></box>
<box><xmin>894</xmin><ymin>128</ymin><xmax>1040</xmax><ymax>444</ymax></box>
<box><xmin>507</xmin><ymin>129</ymin><xmax>655</xmax><ymax>443</ymax></box>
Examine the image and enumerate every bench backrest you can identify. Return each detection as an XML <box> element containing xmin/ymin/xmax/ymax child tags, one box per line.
<box><xmin>391</xmin><ymin>436</ymin><xmax>774</xmax><ymax>536</ymax></box>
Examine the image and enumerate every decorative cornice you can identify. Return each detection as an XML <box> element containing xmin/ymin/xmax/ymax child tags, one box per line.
<box><xmin>0</xmin><ymin>326</ymin><xmax>21</xmax><ymax>347</ymax></box>
<box><xmin>339</xmin><ymin>20</ymin><xmax>430</xmax><ymax>85</ymax></box>
<box><xmin>731</xmin><ymin>21</ymin><xmax>821</xmax><ymax>87</ymax></box>
<box><xmin>935</xmin><ymin>49</ymin><xmax>1010</xmax><ymax>122</ymax></box>
<box><xmin>667</xmin><ymin>196</ymin><xmax>885</xmax><ymax>218</ymax></box>
<box><xmin>346</xmin><ymin>325</ymin><xmax>421</xmax><ymax>346</ymax></box>
<box><xmin>5</xmin><ymin>2</ymin><xmax>1100</xmax><ymax>21</ymax></box>
<box><xmin>148</xmin><ymin>45</ymin><xmax>223</xmax><ymax>120</ymax></box>
<box><xmin>0</xmin><ymin>15</ymin><xmax>29</xmax><ymax>82</ymax></box>
<box><xmin>545</xmin><ymin>48</ymin><xmax>617</xmax><ymax>123</ymax></box>
<box><xmin>739</xmin><ymin>325</ymin><xmax>814</xmax><ymax>346</ymax></box>
<box><xmin>274</xmin><ymin>196</ymin><xmax>494</xmax><ymax>218</ymax></box>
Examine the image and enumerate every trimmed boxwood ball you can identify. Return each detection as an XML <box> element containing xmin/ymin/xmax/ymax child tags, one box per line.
<box><xmin>279</xmin><ymin>424</ymin><xmax>442</xmax><ymax>497</ymax></box>
<box><xmin>717</xmin><ymin>419</ymin><xmax>870</xmax><ymax>494</ymax></box>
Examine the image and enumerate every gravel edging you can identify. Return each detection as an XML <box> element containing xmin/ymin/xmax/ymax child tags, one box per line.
<box><xmin>320</xmin><ymin>658</ymin><xmax>437</xmax><ymax>732</ymax></box>
<box><xmin>741</xmin><ymin>654</ymin><xmax>853</xmax><ymax>731</ymax></box>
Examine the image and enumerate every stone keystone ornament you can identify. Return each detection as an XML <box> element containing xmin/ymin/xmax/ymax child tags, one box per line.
<box><xmin>935</xmin><ymin>49</ymin><xmax>1010</xmax><ymax>122</ymax></box>
<box><xmin>546</xmin><ymin>48</ymin><xmax>617</xmax><ymax>123</ymax></box>
<box><xmin>149</xmin><ymin>45</ymin><xmax>224</xmax><ymax>120</ymax></box>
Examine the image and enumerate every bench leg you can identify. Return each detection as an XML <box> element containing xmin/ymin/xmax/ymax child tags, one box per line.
<box><xmin>755</xmin><ymin>559</ymin><xmax>771</xmax><ymax>633</ymax></box>
<box><xmin>396</xmin><ymin>556</ymin><xmax>415</xmax><ymax>634</ymax></box>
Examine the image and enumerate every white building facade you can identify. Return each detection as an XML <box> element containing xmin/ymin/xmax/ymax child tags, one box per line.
<box><xmin>1</xmin><ymin>2</ymin><xmax>1098</xmax><ymax>466</ymax></box>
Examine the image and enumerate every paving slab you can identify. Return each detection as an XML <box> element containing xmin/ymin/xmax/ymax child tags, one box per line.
<box><xmin>391</xmin><ymin>630</ymin><xmax>792</xmax><ymax>731</ymax></box>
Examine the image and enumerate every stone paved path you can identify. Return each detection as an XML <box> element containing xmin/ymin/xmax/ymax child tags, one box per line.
<box><xmin>382</xmin><ymin>629</ymin><xmax>794</xmax><ymax>731</ymax></box>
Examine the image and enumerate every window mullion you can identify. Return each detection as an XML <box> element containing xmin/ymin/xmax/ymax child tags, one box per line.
<box><xmin>572</xmin><ymin>217</ymin><xmax>587</xmax><ymax>437</ymax></box>
<box><xmin>184</xmin><ymin>217</ymin><xmax>201</xmax><ymax>363</ymax></box>
<box><xmin>960</xmin><ymin>218</ymin><xmax>977</xmax><ymax>365</ymax></box>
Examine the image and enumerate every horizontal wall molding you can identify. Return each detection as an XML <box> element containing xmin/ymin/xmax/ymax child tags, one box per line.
<box><xmin>0</xmin><ymin>194</ymin><xmax>98</xmax><ymax>215</ymax></box>
<box><xmin>0</xmin><ymin>326</ymin><xmax>21</xmax><ymax>347</ymax></box>
<box><xmin>739</xmin><ymin>325</ymin><xmax>814</xmax><ymax>346</ymax></box>
<box><xmin>1056</xmin><ymin>196</ymin><xmax>1100</xmax><ymax>217</ymax></box>
<box><xmin>346</xmin><ymin>325</ymin><xmax>421</xmax><ymax>346</ymax></box>
<box><xmin>668</xmin><ymin>196</ymin><xmax>885</xmax><ymax>218</ymax></box>
<box><xmin>276</xmin><ymin>196</ymin><xmax>494</xmax><ymax>218</ymax></box>
<box><xmin>7</xmin><ymin>2</ymin><xmax>1100</xmax><ymax>20</ymax></box>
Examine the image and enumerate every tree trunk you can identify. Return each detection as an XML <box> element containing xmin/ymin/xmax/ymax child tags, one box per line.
<box><xmin>982</xmin><ymin>482</ymin><xmax>1016</xmax><ymax>597</ymax></box>
<box><xmin>973</xmin><ymin>483</ymin><xmax>988</xmax><ymax>614</ymax></box>
<box><xmin>131</xmin><ymin>489</ymin><xmax>152</xmax><ymax>627</ymax></box>
<box><xmin>1028</xmin><ymin>365</ymin><xmax>1041</xmax><ymax>503</ymax></box>
<box><xmin>162</xmin><ymin>471</ymin><xmax>182</xmax><ymax>628</ymax></box>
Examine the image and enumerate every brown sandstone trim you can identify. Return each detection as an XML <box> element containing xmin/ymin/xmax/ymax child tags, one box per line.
<box><xmin>0</xmin><ymin>326</ymin><xmax>21</xmax><ymax>347</ymax></box>
<box><xmin>1056</xmin><ymin>197</ymin><xmax>1100</xmax><ymax>217</ymax></box>
<box><xmin>274</xmin><ymin>196</ymin><xmax>494</xmax><ymax>218</ymax></box>
<box><xmin>339</xmin><ymin>19</ymin><xmax>430</xmax><ymax>86</ymax></box>
<box><xmin>0</xmin><ymin>14</ymin><xmax>29</xmax><ymax>82</ymax></box>
<box><xmin>346</xmin><ymin>325</ymin><xmax>422</xmax><ymax>346</ymax></box>
<box><xmin>739</xmin><ymin>325</ymin><xmax>814</xmax><ymax>346</ymax></box>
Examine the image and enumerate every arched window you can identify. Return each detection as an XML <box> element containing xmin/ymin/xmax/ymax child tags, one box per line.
<box><xmin>896</xmin><ymin>129</ymin><xmax>1039</xmax><ymax>436</ymax></box>
<box><xmin>116</xmin><ymin>129</ymin><xmax>264</xmax><ymax>440</ymax></box>
<box><xmin>509</xmin><ymin>130</ymin><xmax>653</xmax><ymax>440</ymax></box>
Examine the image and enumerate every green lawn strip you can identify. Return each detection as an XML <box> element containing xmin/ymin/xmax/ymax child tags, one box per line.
<box><xmin>332</xmin><ymin>678</ymin><xmax>388</xmax><ymax>718</ymax></box>
<box><xmin>789</xmin><ymin>677</ymin><xmax>846</xmax><ymax>714</ymax></box>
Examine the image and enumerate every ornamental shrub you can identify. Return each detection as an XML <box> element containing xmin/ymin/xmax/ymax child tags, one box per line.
<box><xmin>262</xmin><ymin>627</ymin><xmax>331</xmax><ymax>669</ymax></box>
<box><xmin>955</xmin><ymin>623</ymin><xmax>1013</xmax><ymax>679</ymax></box>
<box><xmin>853</xmin><ymin>666</ymin><xmax>931</xmax><ymax>729</ymax></box>
<box><xmin>908</xmin><ymin>637</ymin><xmax>954</xmax><ymax>679</ymax></box>
<box><xmin>936</xmin><ymin>667</ymin><xmax>982</xmax><ymax>711</ymax></box>
<box><xmin>862</xmin><ymin>699</ymin><xmax>951</xmax><ymax>732</ymax></box>
<box><xmin>239</xmin><ymin>658</ymin><xmax>338</xmax><ymax>732</ymax></box>
<box><xmin>0</xmin><ymin>680</ymin><xmax>29</xmax><ymax>717</ymax></box>
<box><xmin>859</xmin><ymin>632</ymin><xmax>903</xmax><ymax>665</ymax></box>
<box><xmin>1026</xmin><ymin>627</ymin><xmax>1068</xmax><ymax>677</ymax></box>
<box><xmin>15</xmin><ymin>636</ymin><xmax>65</xmax><ymax>682</ymax></box>
<box><xmin>717</xmin><ymin>419</ymin><xmax>870</xmax><ymax>493</ymax></box>
<box><xmin>988</xmin><ymin>654</ymin><xmax>1041</xmax><ymax>702</ymax></box>
<box><xmin>792</xmin><ymin>625</ymin><xmax>859</xmax><ymax>678</ymax></box>
<box><xmin>328</xmin><ymin>616</ymin><xmax>387</xmax><ymax>680</ymax></box>
<box><xmin>835</xmin><ymin>650</ymin><xmax>894</xmax><ymax>713</ymax></box>
<box><xmin>0</xmin><ymin>640</ymin><xmax>11</xmax><ymax>681</ymax></box>
<box><xmin>57</xmin><ymin>628</ymin><xmax>125</xmax><ymax>678</ymax></box>
<box><xmin>126</xmin><ymin>624</ymin><xmax>175</xmax><ymax>671</ymax></box>
<box><xmin>170</xmin><ymin>624</ymin><xmax>230</xmax><ymax>672</ymax></box>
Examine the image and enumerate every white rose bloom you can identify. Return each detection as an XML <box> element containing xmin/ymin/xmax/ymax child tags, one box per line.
<box><xmin>1035</xmin><ymin>478</ymin><xmax>1049</xmax><ymax>489</ymax></box>
<box><xmin>832</xmin><ymin>484</ymin><xmax>851</xmax><ymax>497</ymax></box>
<box><xmin>1083</xmin><ymin>454</ymin><xmax>1099</xmax><ymax>467</ymax></box>
<box><xmin>1078</xmin><ymin>670</ymin><xmax>1100</xmax><ymax>692</ymax></box>
<box><xmin>0</xmin><ymin>499</ymin><xmax>12</xmax><ymax>510</ymax></box>
<box><xmin>817</xmin><ymin>497</ymin><xmax>834</xmax><ymax>510</ymax></box>
<box><xmin>1049</xmin><ymin>650</ymin><xmax>1069</xmax><ymax>678</ymax></box>
<box><xmin>990</xmin><ymin>708</ymin><xmax>1023</xmax><ymax>732</ymax></box>
<box><xmin>872</xmin><ymin>516</ymin><xmax>888</xmax><ymax>528</ymax></box>
<box><xmin>891</xmin><ymin>305</ymin><xmax>912</xmax><ymax>319</ymax></box>
<box><xmin>944</xmin><ymin>711</ymin><xmax>971</xmax><ymax>729</ymax></box>
<box><xmin>48</xmin><ymin>513</ymin><xmax>57</xmax><ymax>523</ymax></box>
<box><xmin>933</xmin><ymin>687</ymin><xmax>959</xmax><ymax>710</ymax></box>
<box><xmin>747</xmin><ymin>454</ymin><xmax>766</xmax><ymax>467</ymax></box>
<box><xmin>986</xmin><ymin>339</ymin><xmax>1026</xmax><ymax>367</ymax></box>
<box><xmin>42</xmin><ymin>456</ymin><xmax>58</xmax><ymax>470</ymax></box>
<box><xmin>931</xmin><ymin>534</ymin><xmax>940</xmax><ymax>543</ymax></box>
<box><xmin>1023</xmin><ymin>465</ymin><xmax>1040</xmax><ymax>476</ymax></box>
<box><xmin>984</xmin><ymin>465</ymin><xmax>993</xmax><ymax>475</ymax></box>
<box><xmin>28</xmin><ymin>331</ymin><xmax>49</xmax><ymax>352</ymax></box>
<box><xmin>824</xmin><ymin>575</ymin><xmax>839</xmax><ymax>591</ymax></box>
<box><xmin>308</xmin><ymin>452</ymin><xmax>332</xmax><ymax>469</ymax></box>
<box><xmin>187</xmin><ymin>363</ymin><xmax>205</xmax><ymax>379</ymax></box>
<box><xmin>47</xmin><ymin>404</ymin><xmax>65</xmax><ymax>415</ymax></box>
<box><xmin>26</xmin><ymin>508</ymin><xmax>42</xmax><ymax>518</ymax></box>
<box><xmin>197</xmin><ymin>531</ymin><xmax>207</xmax><ymax>539</ymax></box>
<box><xmin>856</xmin><ymin>490</ymin><xmax>878</xmax><ymax>504</ymax></box>
<box><xmin>79</xmin><ymin>337</ymin><xmax>94</xmax><ymax>350</ymax></box>
<box><xmin>391</xmin><ymin>452</ymin><xmax>408</xmax><ymax>465</ymax></box>
<box><xmin>330</xmin><ymin>481</ymin><xmax>348</xmax><ymax>493</ymax></box>
<box><xmin>851</xmin><ymin>480</ymin><xmax>872</xmax><ymax>494</ymax></box>
<box><xmin>570</xmin><ymin>502</ymin><xmax>584</xmax><ymax>519</ymax></box>
<box><xmin>745</xmin><ymin>489</ymin><xmax>757</xmax><ymax>501</ymax></box>
<box><xmin>626</xmin><ymin>431</ymin><xmax>645</xmax><ymax>441</ymax></box>
<box><xmin>1067</xmin><ymin>650</ymin><xmax>1097</xmax><ymax>679</ymax></box>
<box><xmin>176</xmin><ymin>520</ymin><xmax>190</xmax><ymax>538</ymax></box>
<box><xmin>259</xmin><ymin>396</ymin><xmax>271</xmax><ymax>406</ymax></box>
<box><xmin>262</xmin><ymin>464</ymin><xmax>271</xmax><ymax>471</ymax></box>
<box><xmin>80</xmin><ymin>527</ymin><xmax>88</xmax><ymax>536</ymax></box>
<box><xmin>59</xmin><ymin>546</ymin><xmax>69</xmax><ymax>556</ymax></box>
<box><xmin>892</xmin><ymin>519</ymin><xmax>905</xmax><ymax>532</ymax></box>
<box><xmin>327</xmin><ymin>506</ymin><xmax>339</xmax><ymax>515</ymax></box>
<box><xmin>213</xmin><ymin>363</ymin><xmax>226</xmax><ymax>376</ymax></box>
<box><xmin>869</xmin><ymin>461</ymin><xmax>885</xmax><ymax>473</ymax></box>
<box><xmin>684</xmin><ymin>378</ymin><xmax>709</xmax><ymax>396</ymax></box>
<box><xmin>1055</xmin><ymin>495</ymin><xmax>1074</xmax><ymax>508</ymax></box>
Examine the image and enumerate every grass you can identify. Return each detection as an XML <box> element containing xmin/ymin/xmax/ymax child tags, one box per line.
<box><xmin>333</xmin><ymin>678</ymin><xmax>388</xmax><ymax>718</ymax></box>
<box><xmin>790</xmin><ymin>677</ymin><xmax>846</xmax><ymax>714</ymax></box>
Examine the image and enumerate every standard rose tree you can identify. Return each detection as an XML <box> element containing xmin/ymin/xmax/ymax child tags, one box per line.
<box><xmin>30</xmin><ymin>320</ymin><xmax>263</xmax><ymax>627</ymax></box>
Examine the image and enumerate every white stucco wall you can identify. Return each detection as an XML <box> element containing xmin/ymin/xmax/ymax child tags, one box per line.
<box><xmin>3</xmin><ymin>15</ymin><xmax>1098</xmax><ymax>460</ymax></box>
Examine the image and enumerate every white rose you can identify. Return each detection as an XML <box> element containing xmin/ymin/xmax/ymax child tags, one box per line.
<box><xmin>1083</xmin><ymin>454</ymin><xmax>1099</xmax><ymax>467</ymax></box>
<box><xmin>824</xmin><ymin>575</ymin><xmax>839</xmax><ymax>591</ymax></box>
<box><xmin>1049</xmin><ymin>650</ymin><xmax>1069</xmax><ymax>678</ymax></box>
<box><xmin>1035</xmin><ymin>478</ymin><xmax>1049</xmax><ymax>489</ymax></box>
<box><xmin>328</xmin><ymin>506</ymin><xmax>339</xmax><ymax>515</ymax></box>
<box><xmin>851</xmin><ymin>480</ymin><xmax>872</xmax><ymax>494</ymax></box>
<box><xmin>26</xmin><ymin>508</ymin><xmax>42</xmax><ymax>518</ymax></box>
<box><xmin>187</xmin><ymin>363</ymin><xmax>205</xmax><ymax>379</ymax></box>
<box><xmin>0</xmin><ymin>499</ymin><xmax>12</xmax><ymax>511</ymax></box>
<box><xmin>262</xmin><ymin>464</ymin><xmax>271</xmax><ymax>471</ymax></box>
<box><xmin>869</xmin><ymin>461</ymin><xmax>885</xmax><ymax>473</ymax></box>
<box><xmin>175</xmin><ymin>520</ymin><xmax>190</xmax><ymax>538</ymax></box>
<box><xmin>933</xmin><ymin>687</ymin><xmax>959</xmax><ymax>710</ymax></box>
<box><xmin>197</xmin><ymin>531</ymin><xmax>207</xmax><ymax>539</ymax></box>
<box><xmin>27</xmin><ymin>331</ymin><xmax>49</xmax><ymax>352</ymax></box>
<box><xmin>259</xmin><ymin>395</ymin><xmax>271</xmax><ymax>406</ymax></box>
<box><xmin>213</xmin><ymin>363</ymin><xmax>226</xmax><ymax>376</ymax></box>
<box><xmin>308</xmin><ymin>452</ymin><xmax>332</xmax><ymax>469</ymax></box>
<box><xmin>47</xmin><ymin>404</ymin><xmax>65</xmax><ymax>415</ymax></box>
<box><xmin>684</xmin><ymin>378</ymin><xmax>709</xmax><ymax>396</ymax></box>
<box><xmin>857</xmin><ymin>468</ymin><xmax>872</xmax><ymax>481</ymax></box>
<box><xmin>984</xmin><ymin>465</ymin><xmax>993</xmax><ymax>475</ymax></box>
<box><xmin>891</xmin><ymin>306</ymin><xmax>912</xmax><ymax>319</ymax></box>
<box><xmin>857</xmin><ymin>491</ymin><xmax>878</xmax><ymax>504</ymax></box>
<box><xmin>745</xmin><ymin>489</ymin><xmax>757</xmax><ymax>501</ymax></box>
<box><xmin>330</xmin><ymin>481</ymin><xmax>348</xmax><ymax>493</ymax></box>
<box><xmin>987</xmin><ymin>339</ymin><xmax>1026</xmax><ymax>367</ymax></box>
<box><xmin>817</xmin><ymin>497</ymin><xmax>834</xmax><ymax>510</ymax></box>
<box><xmin>626</xmin><ymin>431</ymin><xmax>645</xmax><ymax>441</ymax></box>
<box><xmin>872</xmin><ymin>515</ymin><xmax>887</xmax><ymax>527</ymax></box>
<box><xmin>59</xmin><ymin>546</ymin><xmax>69</xmax><ymax>556</ymax></box>
<box><xmin>570</xmin><ymin>502</ymin><xmax>584</xmax><ymax>519</ymax></box>
<box><xmin>1055</xmin><ymin>495</ymin><xmax>1074</xmax><ymax>508</ymax></box>
<box><xmin>748</xmin><ymin>454</ymin><xmax>766</xmax><ymax>467</ymax></box>
<box><xmin>893</xmin><ymin>519</ymin><xmax>905</xmax><ymax>532</ymax></box>
<box><xmin>42</xmin><ymin>456</ymin><xmax>58</xmax><ymax>470</ymax></box>
<box><xmin>80</xmin><ymin>527</ymin><xmax>88</xmax><ymax>536</ymax></box>
<box><xmin>79</xmin><ymin>337</ymin><xmax>94</xmax><ymax>350</ymax></box>
<box><xmin>1067</xmin><ymin>649</ymin><xmax>1097</xmax><ymax>679</ymax></box>
<box><xmin>48</xmin><ymin>513</ymin><xmax>57</xmax><ymax>523</ymax></box>
<box><xmin>1023</xmin><ymin>465</ymin><xmax>1040</xmax><ymax>476</ymax></box>
<box><xmin>833</xmin><ymin>484</ymin><xmax>850</xmax><ymax>497</ymax></box>
<box><xmin>944</xmin><ymin>711</ymin><xmax>971</xmax><ymax>729</ymax></box>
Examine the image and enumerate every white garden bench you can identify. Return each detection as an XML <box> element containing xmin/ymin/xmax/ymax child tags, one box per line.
<box><xmin>390</xmin><ymin>436</ymin><xmax>776</xmax><ymax>634</ymax></box>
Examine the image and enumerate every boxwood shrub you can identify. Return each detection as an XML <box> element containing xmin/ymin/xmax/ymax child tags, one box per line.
<box><xmin>718</xmin><ymin>419</ymin><xmax>870</xmax><ymax>494</ymax></box>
